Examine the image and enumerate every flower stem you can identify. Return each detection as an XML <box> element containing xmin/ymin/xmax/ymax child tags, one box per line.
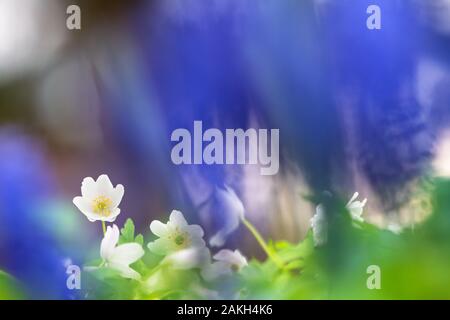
<box><xmin>102</xmin><ymin>221</ymin><xmax>106</xmax><ymax>236</ymax></box>
<box><xmin>241</xmin><ymin>217</ymin><xmax>284</xmax><ymax>269</ymax></box>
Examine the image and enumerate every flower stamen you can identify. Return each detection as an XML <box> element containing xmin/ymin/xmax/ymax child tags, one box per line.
<box><xmin>92</xmin><ymin>196</ymin><xmax>112</xmax><ymax>217</ymax></box>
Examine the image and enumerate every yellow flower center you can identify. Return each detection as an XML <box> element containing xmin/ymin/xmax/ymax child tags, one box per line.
<box><xmin>92</xmin><ymin>196</ymin><xmax>113</xmax><ymax>217</ymax></box>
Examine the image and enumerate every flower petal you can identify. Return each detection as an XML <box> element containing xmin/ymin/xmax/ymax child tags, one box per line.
<box><xmin>162</xmin><ymin>247</ymin><xmax>210</xmax><ymax>270</ymax></box>
<box><xmin>147</xmin><ymin>238</ymin><xmax>171</xmax><ymax>255</ymax></box>
<box><xmin>191</xmin><ymin>236</ymin><xmax>206</xmax><ymax>248</ymax></box>
<box><xmin>213</xmin><ymin>249</ymin><xmax>237</xmax><ymax>262</ymax></box>
<box><xmin>100</xmin><ymin>224</ymin><xmax>120</xmax><ymax>260</ymax></box>
<box><xmin>187</xmin><ymin>224</ymin><xmax>204</xmax><ymax>238</ymax></box>
<box><xmin>104</xmin><ymin>208</ymin><xmax>121</xmax><ymax>222</ymax></box>
<box><xmin>201</xmin><ymin>261</ymin><xmax>232</xmax><ymax>281</ymax></box>
<box><xmin>347</xmin><ymin>192</ymin><xmax>359</xmax><ymax>206</ymax></box>
<box><xmin>73</xmin><ymin>196</ymin><xmax>90</xmax><ymax>213</ymax></box>
<box><xmin>73</xmin><ymin>196</ymin><xmax>100</xmax><ymax>222</ymax></box>
<box><xmin>217</xmin><ymin>185</ymin><xmax>245</xmax><ymax>220</ymax></box>
<box><xmin>111</xmin><ymin>184</ymin><xmax>124</xmax><ymax>208</ymax></box>
<box><xmin>81</xmin><ymin>177</ymin><xmax>96</xmax><ymax>198</ymax></box>
<box><xmin>209</xmin><ymin>231</ymin><xmax>227</xmax><ymax>248</ymax></box>
<box><xmin>96</xmin><ymin>174</ymin><xmax>114</xmax><ymax>196</ymax></box>
<box><xmin>311</xmin><ymin>204</ymin><xmax>327</xmax><ymax>246</ymax></box>
<box><xmin>150</xmin><ymin>220</ymin><xmax>168</xmax><ymax>237</ymax></box>
<box><xmin>108</xmin><ymin>262</ymin><xmax>141</xmax><ymax>280</ymax></box>
<box><xmin>209</xmin><ymin>185</ymin><xmax>244</xmax><ymax>247</ymax></box>
<box><xmin>169</xmin><ymin>210</ymin><xmax>188</xmax><ymax>227</ymax></box>
<box><xmin>110</xmin><ymin>243</ymin><xmax>144</xmax><ymax>265</ymax></box>
<box><xmin>213</xmin><ymin>249</ymin><xmax>247</xmax><ymax>268</ymax></box>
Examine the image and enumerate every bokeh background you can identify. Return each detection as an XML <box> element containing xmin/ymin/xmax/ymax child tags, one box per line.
<box><xmin>1</xmin><ymin>0</ymin><xmax>450</xmax><ymax>299</ymax></box>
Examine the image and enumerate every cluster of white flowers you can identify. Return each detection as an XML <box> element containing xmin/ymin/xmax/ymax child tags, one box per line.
<box><xmin>73</xmin><ymin>175</ymin><xmax>248</xmax><ymax>282</ymax></box>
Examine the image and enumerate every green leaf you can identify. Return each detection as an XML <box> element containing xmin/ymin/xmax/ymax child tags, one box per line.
<box><xmin>119</xmin><ymin>218</ymin><xmax>145</xmax><ymax>245</ymax></box>
<box><xmin>135</xmin><ymin>234</ymin><xmax>144</xmax><ymax>246</ymax></box>
<box><xmin>120</xmin><ymin>218</ymin><xmax>135</xmax><ymax>243</ymax></box>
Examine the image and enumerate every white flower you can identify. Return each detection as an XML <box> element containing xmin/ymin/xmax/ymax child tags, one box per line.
<box><xmin>100</xmin><ymin>224</ymin><xmax>144</xmax><ymax>280</ymax></box>
<box><xmin>209</xmin><ymin>185</ymin><xmax>245</xmax><ymax>247</ymax></box>
<box><xmin>162</xmin><ymin>247</ymin><xmax>211</xmax><ymax>270</ymax></box>
<box><xmin>73</xmin><ymin>174</ymin><xmax>124</xmax><ymax>222</ymax></box>
<box><xmin>148</xmin><ymin>210</ymin><xmax>206</xmax><ymax>255</ymax></box>
<box><xmin>310</xmin><ymin>204</ymin><xmax>327</xmax><ymax>247</ymax></box>
<box><xmin>387</xmin><ymin>223</ymin><xmax>403</xmax><ymax>234</ymax></box>
<box><xmin>201</xmin><ymin>249</ymin><xmax>248</xmax><ymax>281</ymax></box>
<box><xmin>346</xmin><ymin>192</ymin><xmax>367</xmax><ymax>222</ymax></box>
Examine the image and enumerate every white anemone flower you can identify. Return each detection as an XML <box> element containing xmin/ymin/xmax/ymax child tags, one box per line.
<box><xmin>73</xmin><ymin>174</ymin><xmax>124</xmax><ymax>222</ymax></box>
<box><xmin>201</xmin><ymin>249</ymin><xmax>248</xmax><ymax>281</ymax></box>
<box><xmin>148</xmin><ymin>210</ymin><xmax>206</xmax><ymax>255</ymax></box>
<box><xmin>162</xmin><ymin>247</ymin><xmax>211</xmax><ymax>270</ymax></box>
<box><xmin>346</xmin><ymin>192</ymin><xmax>367</xmax><ymax>222</ymax></box>
<box><xmin>100</xmin><ymin>224</ymin><xmax>144</xmax><ymax>280</ymax></box>
<box><xmin>310</xmin><ymin>204</ymin><xmax>328</xmax><ymax>247</ymax></box>
<box><xmin>209</xmin><ymin>185</ymin><xmax>245</xmax><ymax>247</ymax></box>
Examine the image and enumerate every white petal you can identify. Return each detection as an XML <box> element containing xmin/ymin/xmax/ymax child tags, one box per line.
<box><xmin>96</xmin><ymin>174</ymin><xmax>115</xmax><ymax>197</ymax></box>
<box><xmin>73</xmin><ymin>196</ymin><xmax>100</xmax><ymax>222</ymax></box>
<box><xmin>108</xmin><ymin>262</ymin><xmax>141</xmax><ymax>280</ymax></box>
<box><xmin>162</xmin><ymin>247</ymin><xmax>210</xmax><ymax>270</ymax></box>
<box><xmin>201</xmin><ymin>261</ymin><xmax>232</xmax><ymax>281</ymax></box>
<box><xmin>73</xmin><ymin>196</ymin><xmax>90</xmax><ymax>213</ymax></box>
<box><xmin>187</xmin><ymin>224</ymin><xmax>204</xmax><ymax>238</ymax></box>
<box><xmin>191</xmin><ymin>236</ymin><xmax>206</xmax><ymax>248</ymax></box>
<box><xmin>209</xmin><ymin>231</ymin><xmax>227</xmax><ymax>248</ymax></box>
<box><xmin>147</xmin><ymin>238</ymin><xmax>171</xmax><ymax>255</ymax></box>
<box><xmin>111</xmin><ymin>184</ymin><xmax>124</xmax><ymax>208</ymax></box>
<box><xmin>347</xmin><ymin>192</ymin><xmax>359</xmax><ymax>206</ymax></box>
<box><xmin>110</xmin><ymin>243</ymin><xmax>144</xmax><ymax>265</ymax></box>
<box><xmin>233</xmin><ymin>250</ymin><xmax>248</xmax><ymax>267</ymax></box>
<box><xmin>169</xmin><ymin>210</ymin><xmax>188</xmax><ymax>227</ymax></box>
<box><xmin>81</xmin><ymin>177</ymin><xmax>96</xmax><ymax>198</ymax></box>
<box><xmin>100</xmin><ymin>224</ymin><xmax>120</xmax><ymax>260</ymax></box>
<box><xmin>85</xmin><ymin>213</ymin><xmax>102</xmax><ymax>222</ymax></box>
<box><xmin>214</xmin><ymin>249</ymin><xmax>238</xmax><ymax>263</ymax></box>
<box><xmin>104</xmin><ymin>208</ymin><xmax>121</xmax><ymax>222</ymax></box>
<box><xmin>213</xmin><ymin>249</ymin><xmax>247</xmax><ymax>268</ymax></box>
<box><xmin>150</xmin><ymin>220</ymin><xmax>168</xmax><ymax>237</ymax></box>
<box><xmin>311</xmin><ymin>204</ymin><xmax>327</xmax><ymax>246</ymax></box>
<box><xmin>217</xmin><ymin>185</ymin><xmax>245</xmax><ymax>219</ymax></box>
<box><xmin>209</xmin><ymin>185</ymin><xmax>244</xmax><ymax>247</ymax></box>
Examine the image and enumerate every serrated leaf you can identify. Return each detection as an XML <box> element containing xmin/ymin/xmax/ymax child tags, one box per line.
<box><xmin>135</xmin><ymin>234</ymin><xmax>144</xmax><ymax>246</ymax></box>
<box><xmin>119</xmin><ymin>218</ymin><xmax>136</xmax><ymax>244</ymax></box>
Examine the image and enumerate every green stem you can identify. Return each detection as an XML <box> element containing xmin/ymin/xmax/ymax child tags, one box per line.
<box><xmin>102</xmin><ymin>221</ymin><xmax>106</xmax><ymax>236</ymax></box>
<box><xmin>241</xmin><ymin>217</ymin><xmax>284</xmax><ymax>269</ymax></box>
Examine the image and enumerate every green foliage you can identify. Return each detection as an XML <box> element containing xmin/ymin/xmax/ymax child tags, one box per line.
<box><xmin>0</xmin><ymin>271</ymin><xmax>25</xmax><ymax>300</ymax></box>
<box><xmin>118</xmin><ymin>218</ymin><xmax>144</xmax><ymax>245</ymax></box>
